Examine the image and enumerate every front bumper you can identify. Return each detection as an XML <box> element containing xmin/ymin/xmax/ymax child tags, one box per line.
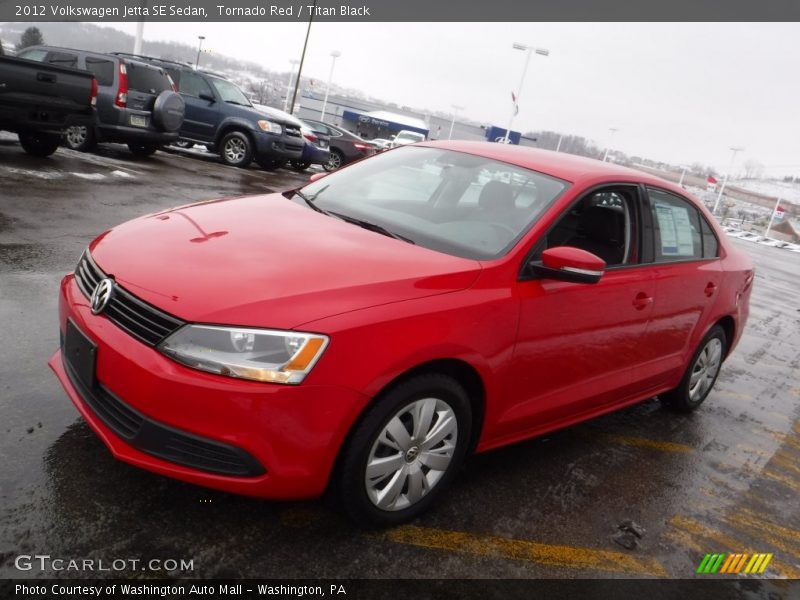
<box><xmin>253</xmin><ymin>131</ymin><xmax>304</xmax><ymax>161</ymax></box>
<box><xmin>49</xmin><ymin>273</ymin><xmax>368</xmax><ymax>499</ymax></box>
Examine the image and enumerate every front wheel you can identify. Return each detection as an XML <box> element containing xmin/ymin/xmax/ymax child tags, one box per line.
<box><xmin>661</xmin><ymin>325</ymin><xmax>726</xmax><ymax>412</ymax></box>
<box><xmin>219</xmin><ymin>131</ymin><xmax>253</xmax><ymax>168</ymax></box>
<box><xmin>323</xmin><ymin>149</ymin><xmax>344</xmax><ymax>172</ymax></box>
<box><xmin>290</xmin><ymin>160</ymin><xmax>311</xmax><ymax>172</ymax></box>
<box><xmin>336</xmin><ymin>374</ymin><xmax>471</xmax><ymax>526</ymax></box>
<box><xmin>255</xmin><ymin>156</ymin><xmax>282</xmax><ymax>171</ymax></box>
<box><xmin>18</xmin><ymin>132</ymin><xmax>61</xmax><ymax>157</ymax></box>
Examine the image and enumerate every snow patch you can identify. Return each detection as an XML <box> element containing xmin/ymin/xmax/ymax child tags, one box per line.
<box><xmin>111</xmin><ymin>170</ymin><xmax>134</xmax><ymax>178</ymax></box>
<box><xmin>70</xmin><ymin>172</ymin><xmax>106</xmax><ymax>180</ymax></box>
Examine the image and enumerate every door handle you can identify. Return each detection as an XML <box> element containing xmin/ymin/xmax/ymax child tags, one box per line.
<box><xmin>704</xmin><ymin>282</ymin><xmax>717</xmax><ymax>297</ymax></box>
<box><xmin>632</xmin><ymin>292</ymin><xmax>653</xmax><ymax>310</ymax></box>
<box><xmin>37</xmin><ymin>72</ymin><xmax>56</xmax><ymax>83</ymax></box>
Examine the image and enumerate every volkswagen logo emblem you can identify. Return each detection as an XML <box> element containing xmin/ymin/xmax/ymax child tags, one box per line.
<box><xmin>90</xmin><ymin>278</ymin><xmax>115</xmax><ymax>315</ymax></box>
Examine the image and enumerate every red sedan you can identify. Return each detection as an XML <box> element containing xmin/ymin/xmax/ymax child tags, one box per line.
<box><xmin>49</xmin><ymin>142</ymin><xmax>753</xmax><ymax>525</ymax></box>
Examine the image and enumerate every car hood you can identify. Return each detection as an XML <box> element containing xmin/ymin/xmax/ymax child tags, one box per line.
<box><xmin>89</xmin><ymin>194</ymin><xmax>481</xmax><ymax>329</ymax></box>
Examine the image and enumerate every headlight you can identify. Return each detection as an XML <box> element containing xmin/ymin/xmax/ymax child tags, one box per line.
<box><xmin>257</xmin><ymin>120</ymin><xmax>282</xmax><ymax>134</ymax></box>
<box><xmin>158</xmin><ymin>325</ymin><xmax>328</xmax><ymax>384</ymax></box>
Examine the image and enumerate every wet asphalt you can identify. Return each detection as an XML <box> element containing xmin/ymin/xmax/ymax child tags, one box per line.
<box><xmin>0</xmin><ymin>135</ymin><xmax>798</xmax><ymax>589</ymax></box>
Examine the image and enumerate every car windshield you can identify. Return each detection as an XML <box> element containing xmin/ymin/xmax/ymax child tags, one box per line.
<box><xmin>297</xmin><ymin>146</ymin><xmax>568</xmax><ymax>260</ymax></box>
<box><xmin>209</xmin><ymin>78</ymin><xmax>251</xmax><ymax>106</ymax></box>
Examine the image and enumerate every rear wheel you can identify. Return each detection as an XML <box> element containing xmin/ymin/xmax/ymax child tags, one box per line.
<box><xmin>173</xmin><ymin>140</ymin><xmax>193</xmax><ymax>149</ymax></box>
<box><xmin>323</xmin><ymin>149</ymin><xmax>344</xmax><ymax>172</ymax></box>
<box><xmin>220</xmin><ymin>131</ymin><xmax>253</xmax><ymax>167</ymax></box>
<box><xmin>64</xmin><ymin>125</ymin><xmax>96</xmax><ymax>152</ymax></box>
<box><xmin>18</xmin><ymin>132</ymin><xmax>61</xmax><ymax>157</ymax></box>
<box><xmin>127</xmin><ymin>143</ymin><xmax>159</xmax><ymax>157</ymax></box>
<box><xmin>336</xmin><ymin>374</ymin><xmax>471</xmax><ymax>526</ymax></box>
<box><xmin>661</xmin><ymin>325</ymin><xmax>726</xmax><ymax>412</ymax></box>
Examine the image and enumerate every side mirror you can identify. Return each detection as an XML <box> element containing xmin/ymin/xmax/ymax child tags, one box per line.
<box><xmin>529</xmin><ymin>246</ymin><xmax>605</xmax><ymax>284</ymax></box>
<box><xmin>198</xmin><ymin>93</ymin><xmax>215</xmax><ymax>103</ymax></box>
<box><xmin>309</xmin><ymin>172</ymin><xmax>328</xmax><ymax>183</ymax></box>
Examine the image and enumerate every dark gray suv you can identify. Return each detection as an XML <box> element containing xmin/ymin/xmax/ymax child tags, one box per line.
<box><xmin>17</xmin><ymin>46</ymin><xmax>185</xmax><ymax>157</ymax></box>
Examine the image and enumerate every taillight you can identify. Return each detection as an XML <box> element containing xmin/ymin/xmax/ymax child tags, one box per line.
<box><xmin>303</xmin><ymin>132</ymin><xmax>318</xmax><ymax>143</ymax></box>
<box><xmin>167</xmin><ymin>74</ymin><xmax>177</xmax><ymax>92</ymax></box>
<box><xmin>353</xmin><ymin>143</ymin><xmax>370</xmax><ymax>151</ymax></box>
<box><xmin>89</xmin><ymin>78</ymin><xmax>98</xmax><ymax>107</ymax></box>
<box><xmin>115</xmin><ymin>63</ymin><xmax>128</xmax><ymax>108</ymax></box>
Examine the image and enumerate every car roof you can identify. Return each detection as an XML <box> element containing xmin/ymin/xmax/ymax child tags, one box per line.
<box><xmin>419</xmin><ymin>140</ymin><xmax>679</xmax><ymax>187</ymax></box>
<box><xmin>19</xmin><ymin>45</ymin><xmax>162</xmax><ymax>70</ymax></box>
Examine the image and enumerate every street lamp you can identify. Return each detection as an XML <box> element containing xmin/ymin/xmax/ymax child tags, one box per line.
<box><xmin>503</xmin><ymin>42</ymin><xmax>549</xmax><ymax>143</ymax></box>
<box><xmin>448</xmin><ymin>104</ymin><xmax>464</xmax><ymax>140</ymax></box>
<box><xmin>602</xmin><ymin>128</ymin><xmax>618</xmax><ymax>162</ymax></box>
<box><xmin>283</xmin><ymin>59</ymin><xmax>300</xmax><ymax>112</ymax></box>
<box><xmin>195</xmin><ymin>35</ymin><xmax>205</xmax><ymax>69</ymax></box>
<box><xmin>713</xmin><ymin>146</ymin><xmax>744</xmax><ymax>215</ymax></box>
<box><xmin>319</xmin><ymin>50</ymin><xmax>341</xmax><ymax>123</ymax></box>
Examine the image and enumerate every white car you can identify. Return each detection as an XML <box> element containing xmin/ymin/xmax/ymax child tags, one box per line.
<box><xmin>390</xmin><ymin>130</ymin><xmax>426</xmax><ymax>148</ymax></box>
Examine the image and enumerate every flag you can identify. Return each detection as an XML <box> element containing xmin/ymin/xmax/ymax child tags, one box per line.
<box><xmin>774</xmin><ymin>206</ymin><xmax>786</xmax><ymax>221</ymax></box>
<box><xmin>511</xmin><ymin>91</ymin><xmax>519</xmax><ymax>116</ymax></box>
<box><xmin>707</xmin><ymin>175</ymin><xmax>718</xmax><ymax>184</ymax></box>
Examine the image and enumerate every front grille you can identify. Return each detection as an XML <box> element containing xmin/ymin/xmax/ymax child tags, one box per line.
<box><xmin>62</xmin><ymin>350</ymin><xmax>265</xmax><ymax>477</ymax></box>
<box><xmin>74</xmin><ymin>251</ymin><xmax>184</xmax><ymax>346</ymax></box>
<box><xmin>284</xmin><ymin>125</ymin><xmax>302</xmax><ymax>138</ymax></box>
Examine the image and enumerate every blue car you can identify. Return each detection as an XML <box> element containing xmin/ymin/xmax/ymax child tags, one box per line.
<box><xmin>255</xmin><ymin>104</ymin><xmax>330</xmax><ymax>172</ymax></box>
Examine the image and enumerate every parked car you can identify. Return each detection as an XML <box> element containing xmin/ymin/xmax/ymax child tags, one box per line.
<box><xmin>0</xmin><ymin>54</ymin><xmax>96</xmax><ymax>156</ymax></box>
<box><xmin>16</xmin><ymin>46</ymin><xmax>184</xmax><ymax>157</ymax></box>
<box><xmin>108</xmin><ymin>54</ymin><xmax>305</xmax><ymax>169</ymax></box>
<box><xmin>389</xmin><ymin>129</ymin><xmax>426</xmax><ymax>148</ymax></box>
<box><xmin>300</xmin><ymin>118</ymin><xmax>375</xmax><ymax>171</ymax></box>
<box><xmin>370</xmin><ymin>138</ymin><xmax>393</xmax><ymax>152</ymax></box>
<box><xmin>254</xmin><ymin>104</ymin><xmax>329</xmax><ymax>171</ymax></box>
<box><xmin>50</xmin><ymin>142</ymin><xmax>753</xmax><ymax>525</ymax></box>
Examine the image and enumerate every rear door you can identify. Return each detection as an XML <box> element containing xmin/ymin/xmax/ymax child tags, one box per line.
<box><xmin>125</xmin><ymin>62</ymin><xmax>172</xmax><ymax>128</ymax></box>
<box><xmin>633</xmin><ymin>186</ymin><xmax>724</xmax><ymax>389</ymax></box>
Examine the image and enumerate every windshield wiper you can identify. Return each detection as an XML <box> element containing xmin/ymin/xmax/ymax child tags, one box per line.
<box><xmin>225</xmin><ymin>100</ymin><xmax>250</xmax><ymax>106</ymax></box>
<box><xmin>328</xmin><ymin>212</ymin><xmax>415</xmax><ymax>245</ymax></box>
<box><xmin>283</xmin><ymin>188</ymin><xmax>332</xmax><ymax>216</ymax></box>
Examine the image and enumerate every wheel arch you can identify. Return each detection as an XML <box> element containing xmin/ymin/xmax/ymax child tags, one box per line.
<box><xmin>715</xmin><ymin>315</ymin><xmax>736</xmax><ymax>359</ymax></box>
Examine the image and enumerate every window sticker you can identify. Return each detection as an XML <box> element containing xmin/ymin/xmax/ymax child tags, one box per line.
<box><xmin>654</xmin><ymin>202</ymin><xmax>695</xmax><ymax>256</ymax></box>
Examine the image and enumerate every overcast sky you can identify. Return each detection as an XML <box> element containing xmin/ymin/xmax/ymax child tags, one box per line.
<box><xmin>103</xmin><ymin>21</ymin><xmax>800</xmax><ymax>176</ymax></box>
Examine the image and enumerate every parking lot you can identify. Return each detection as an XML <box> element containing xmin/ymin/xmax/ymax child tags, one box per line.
<box><xmin>1</xmin><ymin>136</ymin><xmax>799</xmax><ymax>586</ymax></box>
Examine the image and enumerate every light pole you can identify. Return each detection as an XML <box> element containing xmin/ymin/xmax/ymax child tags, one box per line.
<box><xmin>319</xmin><ymin>50</ymin><xmax>341</xmax><ymax>122</ymax></box>
<box><xmin>602</xmin><ymin>128</ymin><xmax>618</xmax><ymax>162</ymax></box>
<box><xmin>289</xmin><ymin>0</ymin><xmax>317</xmax><ymax>115</ymax></box>
<box><xmin>448</xmin><ymin>104</ymin><xmax>464</xmax><ymax>140</ymax></box>
<box><xmin>713</xmin><ymin>146</ymin><xmax>744</xmax><ymax>215</ymax></box>
<box><xmin>283</xmin><ymin>59</ymin><xmax>300</xmax><ymax>112</ymax></box>
<box><xmin>678</xmin><ymin>165</ymin><xmax>688</xmax><ymax>187</ymax></box>
<box><xmin>503</xmin><ymin>42</ymin><xmax>549</xmax><ymax>143</ymax></box>
<box><xmin>195</xmin><ymin>35</ymin><xmax>205</xmax><ymax>69</ymax></box>
<box><xmin>555</xmin><ymin>133</ymin><xmax>563</xmax><ymax>152</ymax></box>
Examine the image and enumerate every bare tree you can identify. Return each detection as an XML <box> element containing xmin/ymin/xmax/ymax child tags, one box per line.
<box><xmin>247</xmin><ymin>80</ymin><xmax>272</xmax><ymax>105</ymax></box>
<box><xmin>742</xmin><ymin>159</ymin><xmax>764</xmax><ymax>179</ymax></box>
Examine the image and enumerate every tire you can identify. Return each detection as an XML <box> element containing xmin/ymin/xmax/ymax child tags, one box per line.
<box><xmin>18</xmin><ymin>132</ymin><xmax>61</xmax><ymax>157</ymax></box>
<box><xmin>127</xmin><ymin>143</ymin><xmax>159</xmax><ymax>157</ymax></box>
<box><xmin>219</xmin><ymin>131</ymin><xmax>253</xmax><ymax>168</ymax></box>
<box><xmin>290</xmin><ymin>160</ymin><xmax>311</xmax><ymax>172</ymax></box>
<box><xmin>661</xmin><ymin>325</ymin><xmax>726</xmax><ymax>412</ymax></box>
<box><xmin>255</xmin><ymin>155</ymin><xmax>282</xmax><ymax>171</ymax></box>
<box><xmin>152</xmin><ymin>91</ymin><xmax>185</xmax><ymax>132</ymax></box>
<box><xmin>323</xmin><ymin>149</ymin><xmax>344</xmax><ymax>172</ymax></box>
<box><xmin>63</xmin><ymin>125</ymin><xmax>96</xmax><ymax>152</ymax></box>
<box><xmin>336</xmin><ymin>374</ymin><xmax>472</xmax><ymax>526</ymax></box>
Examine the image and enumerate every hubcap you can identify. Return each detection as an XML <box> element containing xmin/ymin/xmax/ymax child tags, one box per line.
<box><xmin>66</xmin><ymin>126</ymin><xmax>87</xmax><ymax>147</ymax></box>
<box><xmin>224</xmin><ymin>138</ymin><xmax>246</xmax><ymax>162</ymax></box>
<box><xmin>689</xmin><ymin>338</ymin><xmax>723</xmax><ymax>402</ymax></box>
<box><xmin>328</xmin><ymin>153</ymin><xmax>342</xmax><ymax>169</ymax></box>
<box><xmin>365</xmin><ymin>397</ymin><xmax>457</xmax><ymax>512</ymax></box>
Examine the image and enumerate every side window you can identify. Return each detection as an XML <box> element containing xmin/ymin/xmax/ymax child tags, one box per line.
<box><xmin>84</xmin><ymin>57</ymin><xmax>114</xmax><ymax>86</ymax></box>
<box><xmin>647</xmin><ymin>188</ymin><xmax>702</xmax><ymax>262</ymax></box>
<box><xmin>17</xmin><ymin>49</ymin><xmax>47</xmax><ymax>62</ymax></box>
<box><xmin>178</xmin><ymin>71</ymin><xmax>214</xmax><ymax>98</ymax></box>
<box><xmin>543</xmin><ymin>187</ymin><xmax>638</xmax><ymax>267</ymax></box>
<box><xmin>700</xmin><ymin>216</ymin><xmax>719</xmax><ymax>258</ymax></box>
<box><xmin>45</xmin><ymin>51</ymin><xmax>78</xmax><ymax>68</ymax></box>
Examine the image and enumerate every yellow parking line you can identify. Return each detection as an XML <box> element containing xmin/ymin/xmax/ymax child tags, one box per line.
<box><xmin>381</xmin><ymin>525</ymin><xmax>667</xmax><ymax>577</ymax></box>
<box><xmin>725</xmin><ymin>509</ymin><xmax>800</xmax><ymax>554</ymax></box>
<box><xmin>597</xmin><ymin>433</ymin><xmax>694</xmax><ymax>454</ymax></box>
<box><xmin>762</xmin><ymin>468</ymin><xmax>800</xmax><ymax>494</ymax></box>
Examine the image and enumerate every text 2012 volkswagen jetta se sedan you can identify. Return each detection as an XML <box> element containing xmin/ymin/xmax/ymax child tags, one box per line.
<box><xmin>50</xmin><ymin>142</ymin><xmax>753</xmax><ymax>525</ymax></box>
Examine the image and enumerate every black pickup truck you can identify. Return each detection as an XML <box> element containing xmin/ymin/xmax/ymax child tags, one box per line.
<box><xmin>0</xmin><ymin>55</ymin><xmax>95</xmax><ymax>156</ymax></box>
